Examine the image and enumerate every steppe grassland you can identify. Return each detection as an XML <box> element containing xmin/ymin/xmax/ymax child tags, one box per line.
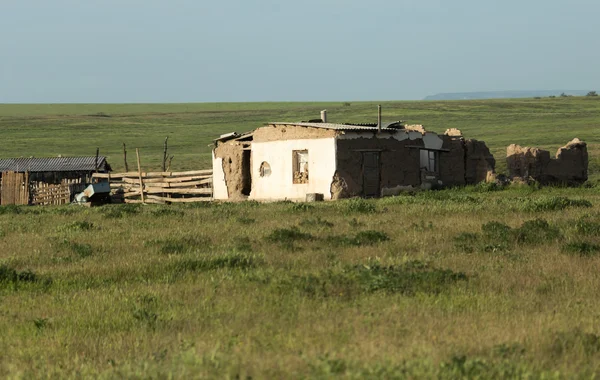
<box><xmin>1</xmin><ymin>98</ymin><xmax>600</xmax><ymax>378</ymax></box>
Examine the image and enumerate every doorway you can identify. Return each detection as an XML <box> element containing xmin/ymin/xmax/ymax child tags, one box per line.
<box><xmin>362</xmin><ymin>152</ymin><xmax>380</xmax><ymax>197</ymax></box>
<box><xmin>241</xmin><ymin>150</ymin><xmax>252</xmax><ymax>196</ymax></box>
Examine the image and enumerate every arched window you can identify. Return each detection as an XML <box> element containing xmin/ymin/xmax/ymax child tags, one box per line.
<box><xmin>259</xmin><ymin>162</ymin><xmax>271</xmax><ymax>177</ymax></box>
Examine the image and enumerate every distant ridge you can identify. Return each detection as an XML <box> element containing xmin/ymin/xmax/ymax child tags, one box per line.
<box><xmin>424</xmin><ymin>90</ymin><xmax>589</xmax><ymax>101</ymax></box>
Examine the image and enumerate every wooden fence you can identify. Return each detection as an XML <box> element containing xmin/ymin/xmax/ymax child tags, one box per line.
<box><xmin>30</xmin><ymin>179</ymin><xmax>86</xmax><ymax>206</ymax></box>
<box><xmin>92</xmin><ymin>170</ymin><xmax>213</xmax><ymax>204</ymax></box>
<box><xmin>1</xmin><ymin>171</ymin><xmax>30</xmax><ymax>205</ymax></box>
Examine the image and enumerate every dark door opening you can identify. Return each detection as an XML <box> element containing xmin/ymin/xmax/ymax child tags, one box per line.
<box><xmin>241</xmin><ymin>150</ymin><xmax>252</xmax><ymax>196</ymax></box>
<box><xmin>362</xmin><ymin>152</ymin><xmax>380</xmax><ymax>197</ymax></box>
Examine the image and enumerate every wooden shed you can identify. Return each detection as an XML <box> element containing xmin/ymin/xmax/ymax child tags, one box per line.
<box><xmin>0</xmin><ymin>156</ymin><xmax>111</xmax><ymax>205</ymax></box>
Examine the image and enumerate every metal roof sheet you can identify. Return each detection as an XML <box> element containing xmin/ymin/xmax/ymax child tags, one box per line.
<box><xmin>267</xmin><ymin>122</ymin><xmax>402</xmax><ymax>131</ymax></box>
<box><xmin>0</xmin><ymin>156</ymin><xmax>109</xmax><ymax>173</ymax></box>
<box><xmin>214</xmin><ymin>131</ymin><xmax>254</xmax><ymax>142</ymax></box>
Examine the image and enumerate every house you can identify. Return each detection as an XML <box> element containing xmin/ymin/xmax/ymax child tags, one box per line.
<box><xmin>212</xmin><ymin>113</ymin><xmax>495</xmax><ymax>201</ymax></box>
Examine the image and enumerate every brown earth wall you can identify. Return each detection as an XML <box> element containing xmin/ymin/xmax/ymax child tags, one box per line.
<box><xmin>465</xmin><ymin>139</ymin><xmax>496</xmax><ymax>184</ymax></box>
<box><xmin>438</xmin><ymin>136</ymin><xmax>466</xmax><ymax>187</ymax></box>
<box><xmin>213</xmin><ymin>142</ymin><xmax>247</xmax><ymax>200</ymax></box>
<box><xmin>334</xmin><ymin>137</ymin><xmax>421</xmax><ymax>198</ymax></box>
<box><xmin>253</xmin><ymin>125</ymin><xmax>337</xmax><ymax>142</ymax></box>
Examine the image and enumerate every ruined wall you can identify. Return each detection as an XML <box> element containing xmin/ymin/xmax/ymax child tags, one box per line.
<box><xmin>507</xmin><ymin>139</ymin><xmax>588</xmax><ymax>185</ymax></box>
<box><xmin>465</xmin><ymin>139</ymin><xmax>496</xmax><ymax>184</ymax></box>
<box><xmin>438</xmin><ymin>135</ymin><xmax>467</xmax><ymax>187</ymax></box>
<box><xmin>253</xmin><ymin>124</ymin><xmax>337</xmax><ymax>143</ymax></box>
<box><xmin>212</xmin><ymin>141</ymin><xmax>247</xmax><ymax>200</ymax></box>
<box><xmin>334</xmin><ymin>132</ymin><xmax>427</xmax><ymax>199</ymax></box>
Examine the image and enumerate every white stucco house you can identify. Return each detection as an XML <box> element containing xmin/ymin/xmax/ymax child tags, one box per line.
<box><xmin>212</xmin><ymin>116</ymin><xmax>495</xmax><ymax>202</ymax></box>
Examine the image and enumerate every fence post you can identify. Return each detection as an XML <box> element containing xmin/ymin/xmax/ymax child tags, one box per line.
<box><xmin>136</xmin><ymin>148</ymin><xmax>145</xmax><ymax>204</ymax></box>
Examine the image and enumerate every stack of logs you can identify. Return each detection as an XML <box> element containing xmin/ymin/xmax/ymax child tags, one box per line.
<box><xmin>92</xmin><ymin>170</ymin><xmax>213</xmax><ymax>204</ymax></box>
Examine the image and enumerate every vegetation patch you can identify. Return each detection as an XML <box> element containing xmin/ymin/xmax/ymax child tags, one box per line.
<box><xmin>149</xmin><ymin>207</ymin><xmax>185</xmax><ymax>217</ymax></box>
<box><xmin>57</xmin><ymin>221</ymin><xmax>95</xmax><ymax>233</ymax></box>
<box><xmin>455</xmin><ymin>219</ymin><xmax>561</xmax><ymax>253</ymax></box>
<box><xmin>326</xmin><ymin>230</ymin><xmax>390</xmax><ymax>247</ymax></box>
<box><xmin>0</xmin><ymin>205</ymin><xmax>26</xmax><ymax>215</ymax></box>
<box><xmin>512</xmin><ymin>196</ymin><xmax>592</xmax><ymax>212</ymax></box>
<box><xmin>231</xmin><ymin>236</ymin><xmax>253</xmax><ymax>252</ymax></box>
<box><xmin>514</xmin><ymin>219</ymin><xmax>561</xmax><ymax>244</ymax></box>
<box><xmin>575</xmin><ymin>217</ymin><xmax>600</xmax><ymax>236</ymax></box>
<box><xmin>338</xmin><ymin>198</ymin><xmax>377</xmax><ymax>214</ymax></box>
<box><xmin>299</xmin><ymin>217</ymin><xmax>334</xmax><ymax>228</ymax></box>
<box><xmin>284</xmin><ymin>261</ymin><xmax>466</xmax><ymax>298</ymax></box>
<box><xmin>549</xmin><ymin>329</ymin><xmax>600</xmax><ymax>357</ymax></box>
<box><xmin>172</xmin><ymin>252</ymin><xmax>260</xmax><ymax>274</ymax></box>
<box><xmin>61</xmin><ymin>240</ymin><xmax>94</xmax><ymax>258</ymax></box>
<box><xmin>561</xmin><ymin>242</ymin><xmax>600</xmax><ymax>257</ymax></box>
<box><xmin>146</xmin><ymin>236</ymin><xmax>211</xmax><ymax>255</ymax></box>
<box><xmin>132</xmin><ymin>294</ymin><xmax>159</xmax><ymax>330</ymax></box>
<box><xmin>290</xmin><ymin>203</ymin><xmax>314</xmax><ymax>212</ymax></box>
<box><xmin>100</xmin><ymin>204</ymin><xmax>141</xmax><ymax>218</ymax></box>
<box><xmin>265</xmin><ymin>227</ymin><xmax>313</xmax><ymax>246</ymax></box>
<box><xmin>0</xmin><ymin>264</ymin><xmax>51</xmax><ymax>290</ymax></box>
<box><xmin>236</xmin><ymin>216</ymin><xmax>256</xmax><ymax>225</ymax></box>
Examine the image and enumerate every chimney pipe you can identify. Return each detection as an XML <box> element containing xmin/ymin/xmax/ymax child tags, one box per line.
<box><xmin>377</xmin><ymin>105</ymin><xmax>382</xmax><ymax>133</ymax></box>
<box><xmin>320</xmin><ymin>110</ymin><xmax>327</xmax><ymax>123</ymax></box>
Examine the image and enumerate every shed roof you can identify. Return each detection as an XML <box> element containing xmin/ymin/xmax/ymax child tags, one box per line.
<box><xmin>0</xmin><ymin>156</ymin><xmax>110</xmax><ymax>173</ymax></box>
<box><xmin>267</xmin><ymin>121</ymin><xmax>404</xmax><ymax>131</ymax></box>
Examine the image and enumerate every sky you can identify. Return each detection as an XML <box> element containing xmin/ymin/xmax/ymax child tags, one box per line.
<box><xmin>0</xmin><ymin>0</ymin><xmax>598</xmax><ymax>103</ymax></box>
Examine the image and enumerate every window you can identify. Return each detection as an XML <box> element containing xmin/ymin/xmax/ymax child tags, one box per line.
<box><xmin>420</xmin><ymin>149</ymin><xmax>438</xmax><ymax>173</ymax></box>
<box><xmin>259</xmin><ymin>161</ymin><xmax>271</xmax><ymax>177</ymax></box>
<box><xmin>292</xmin><ymin>150</ymin><xmax>309</xmax><ymax>184</ymax></box>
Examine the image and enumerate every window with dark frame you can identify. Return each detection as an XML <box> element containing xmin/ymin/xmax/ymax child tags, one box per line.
<box><xmin>292</xmin><ymin>150</ymin><xmax>309</xmax><ymax>184</ymax></box>
<box><xmin>420</xmin><ymin>149</ymin><xmax>438</xmax><ymax>173</ymax></box>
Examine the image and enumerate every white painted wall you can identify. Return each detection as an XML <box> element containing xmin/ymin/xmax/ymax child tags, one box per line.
<box><xmin>211</xmin><ymin>151</ymin><xmax>228</xmax><ymax>200</ymax></box>
<box><xmin>250</xmin><ymin>138</ymin><xmax>337</xmax><ymax>201</ymax></box>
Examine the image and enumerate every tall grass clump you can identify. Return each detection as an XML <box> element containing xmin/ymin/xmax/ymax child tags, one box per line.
<box><xmin>172</xmin><ymin>252</ymin><xmax>261</xmax><ymax>274</ymax></box>
<box><xmin>338</xmin><ymin>198</ymin><xmax>377</xmax><ymax>214</ymax></box>
<box><xmin>514</xmin><ymin>196</ymin><xmax>592</xmax><ymax>212</ymax></box>
<box><xmin>285</xmin><ymin>260</ymin><xmax>467</xmax><ymax>298</ymax></box>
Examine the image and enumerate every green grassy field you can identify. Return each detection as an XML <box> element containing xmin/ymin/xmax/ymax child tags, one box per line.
<box><xmin>1</xmin><ymin>99</ymin><xmax>600</xmax><ymax>378</ymax></box>
<box><xmin>1</xmin><ymin>97</ymin><xmax>599</xmax><ymax>176</ymax></box>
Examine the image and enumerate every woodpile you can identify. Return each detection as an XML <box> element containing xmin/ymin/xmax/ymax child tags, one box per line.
<box><xmin>92</xmin><ymin>170</ymin><xmax>213</xmax><ymax>204</ymax></box>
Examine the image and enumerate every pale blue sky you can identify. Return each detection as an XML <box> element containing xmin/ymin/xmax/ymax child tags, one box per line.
<box><xmin>1</xmin><ymin>0</ymin><xmax>598</xmax><ymax>103</ymax></box>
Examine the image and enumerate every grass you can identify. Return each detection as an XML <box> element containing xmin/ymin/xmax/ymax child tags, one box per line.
<box><xmin>0</xmin><ymin>186</ymin><xmax>600</xmax><ymax>377</ymax></box>
<box><xmin>1</xmin><ymin>99</ymin><xmax>600</xmax><ymax>377</ymax></box>
<box><xmin>1</xmin><ymin>97</ymin><xmax>600</xmax><ymax>178</ymax></box>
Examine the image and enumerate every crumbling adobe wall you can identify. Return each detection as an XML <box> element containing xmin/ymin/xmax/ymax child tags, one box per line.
<box><xmin>465</xmin><ymin>139</ymin><xmax>496</xmax><ymax>184</ymax></box>
<box><xmin>507</xmin><ymin>139</ymin><xmax>588</xmax><ymax>184</ymax></box>
<box><xmin>213</xmin><ymin>142</ymin><xmax>247</xmax><ymax>200</ymax></box>
<box><xmin>333</xmin><ymin>136</ymin><xmax>421</xmax><ymax>199</ymax></box>
<box><xmin>438</xmin><ymin>134</ymin><xmax>466</xmax><ymax>187</ymax></box>
<box><xmin>253</xmin><ymin>124</ymin><xmax>337</xmax><ymax>142</ymax></box>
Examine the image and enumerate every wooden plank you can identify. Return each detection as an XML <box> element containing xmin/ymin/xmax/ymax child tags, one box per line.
<box><xmin>92</xmin><ymin>169</ymin><xmax>213</xmax><ymax>179</ymax></box>
<box><xmin>146</xmin><ymin>195</ymin><xmax>214</xmax><ymax>203</ymax></box>
<box><xmin>144</xmin><ymin>188</ymin><xmax>213</xmax><ymax>195</ymax></box>
<box><xmin>120</xmin><ymin>175</ymin><xmax>212</xmax><ymax>184</ymax></box>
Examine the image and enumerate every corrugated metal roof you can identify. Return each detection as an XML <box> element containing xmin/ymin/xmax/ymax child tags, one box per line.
<box><xmin>0</xmin><ymin>156</ymin><xmax>109</xmax><ymax>173</ymax></box>
<box><xmin>267</xmin><ymin>122</ymin><xmax>403</xmax><ymax>131</ymax></box>
<box><xmin>214</xmin><ymin>131</ymin><xmax>253</xmax><ymax>142</ymax></box>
